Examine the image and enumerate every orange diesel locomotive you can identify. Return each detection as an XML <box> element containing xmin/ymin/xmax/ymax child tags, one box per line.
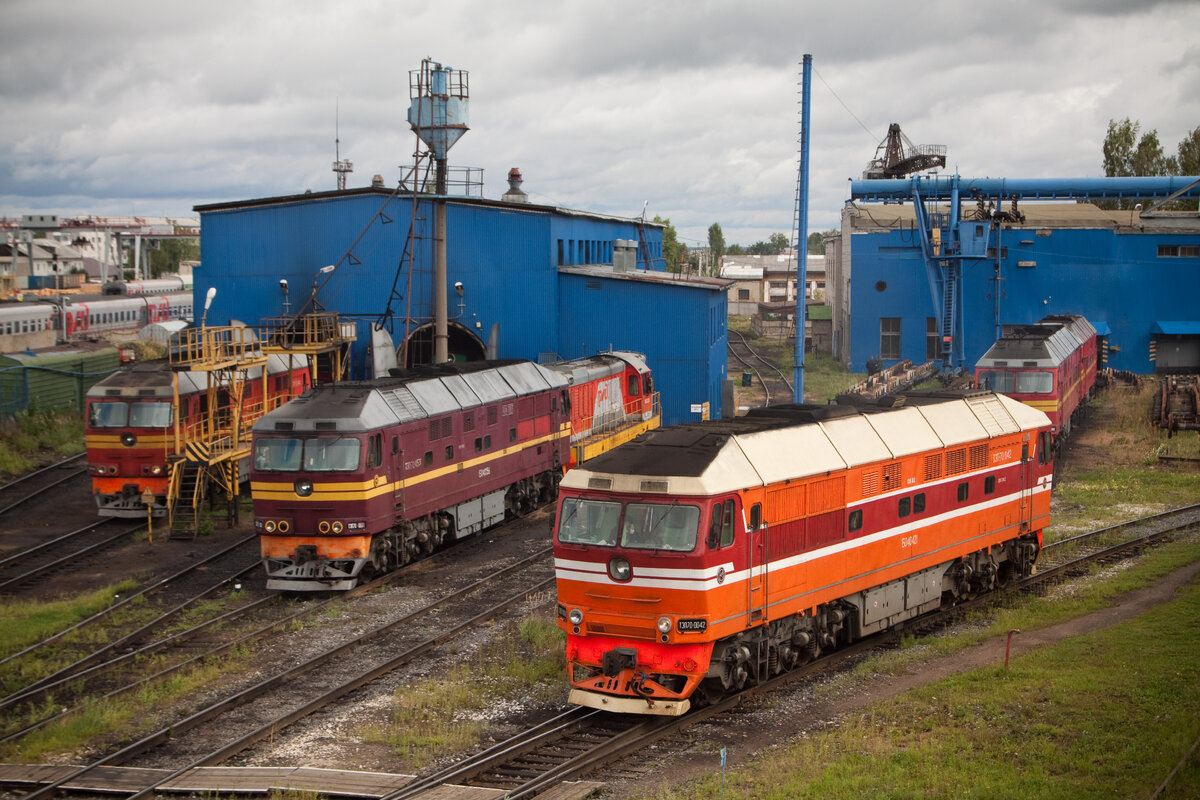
<box><xmin>553</xmin><ymin>391</ymin><xmax>1053</xmax><ymax>715</ymax></box>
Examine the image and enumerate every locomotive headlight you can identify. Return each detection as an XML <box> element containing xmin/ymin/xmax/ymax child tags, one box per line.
<box><xmin>331</xmin><ymin>521</ymin><xmax>344</xmax><ymax>533</ymax></box>
<box><xmin>264</xmin><ymin>520</ymin><xmax>277</xmax><ymax>533</ymax></box>
<box><xmin>657</xmin><ymin>616</ymin><xmax>672</xmax><ymax>634</ymax></box>
<box><xmin>568</xmin><ymin>608</ymin><xmax>584</xmax><ymax>626</ymax></box>
<box><xmin>295</xmin><ymin>479</ymin><xmax>313</xmax><ymax>497</ymax></box>
<box><xmin>278</xmin><ymin>520</ymin><xmax>290</xmax><ymax>533</ymax></box>
<box><xmin>318</xmin><ymin>520</ymin><xmax>330</xmax><ymax>533</ymax></box>
<box><xmin>121</xmin><ymin>433</ymin><xmax>136</xmax><ymax>447</ymax></box>
<box><xmin>151</xmin><ymin>465</ymin><xmax>162</xmax><ymax>476</ymax></box>
<box><xmin>608</xmin><ymin>556</ymin><xmax>632</xmax><ymax>582</ymax></box>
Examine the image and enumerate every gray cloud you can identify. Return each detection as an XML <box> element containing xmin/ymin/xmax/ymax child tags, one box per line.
<box><xmin>1</xmin><ymin>0</ymin><xmax>1198</xmax><ymax>246</ymax></box>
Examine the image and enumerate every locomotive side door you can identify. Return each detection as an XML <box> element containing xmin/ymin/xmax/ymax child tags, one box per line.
<box><xmin>748</xmin><ymin>520</ymin><xmax>769</xmax><ymax>626</ymax></box>
<box><xmin>1019</xmin><ymin>438</ymin><xmax>1032</xmax><ymax>530</ymax></box>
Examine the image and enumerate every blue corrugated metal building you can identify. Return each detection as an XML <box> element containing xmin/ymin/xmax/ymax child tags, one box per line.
<box><xmin>830</xmin><ymin>200</ymin><xmax>1200</xmax><ymax>374</ymax></box>
<box><xmin>194</xmin><ymin>187</ymin><xmax>727</xmax><ymax>425</ymax></box>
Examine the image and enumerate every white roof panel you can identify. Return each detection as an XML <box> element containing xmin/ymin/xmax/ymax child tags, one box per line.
<box><xmin>733</xmin><ymin>425</ymin><xmax>845</xmax><ymax>484</ymax></box>
<box><xmin>818</xmin><ymin>415</ymin><xmax>893</xmax><ymax>466</ymax></box>
<box><xmin>863</xmin><ymin>407</ymin><xmax>942</xmax><ymax>456</ymax></box>
<box><xmin>915</xmin><ymin>399</ymin><xmax>990</xmax><ymax>446</ymax></box>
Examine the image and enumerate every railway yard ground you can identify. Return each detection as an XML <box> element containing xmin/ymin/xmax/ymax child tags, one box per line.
<box><xmin>0</xmin><ymin>376</ymin><xmax>1198</xmax><ymax>799</ymax></box>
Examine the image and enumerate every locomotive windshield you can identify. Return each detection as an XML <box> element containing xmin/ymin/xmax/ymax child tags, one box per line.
<box><xmin>977</xmin><ymin>370</ymin><xmax>1054</xmax><ymax>394</ymax></box>
<box><xmin>253</xmin><ymin>436</ymin><xmax>361</xmax><ymax>472</ymax></box>
<box><xmin>88</xmin><ymin>401</ymin><xmax>128</xmax><ymax>428</ymax></box>
<box><xmin>558</xmin><ymin>497</ymin><xmax>699</xmax><ymax>552</ymax></box>
<box><xmin>128</xmin><ymin>402</ymin><xmax>172</xmax><ymax>428</ymax></box>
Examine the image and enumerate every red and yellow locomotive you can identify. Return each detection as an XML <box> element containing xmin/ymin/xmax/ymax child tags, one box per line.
<box><xmin>250</xmin><ymin>352</ymin><xmax>659</xmax><ymax>591</ymax></box>
<box><xmin>552</xmin><ymin>391</ymin><xmax>1053</xmax><ymax>715</ymax></box>
<box><xmin>974</xmin><ymin>313</ymin><xmax>1097</xmax><ymax>442</ymax></box>
<box><xmin>85</xmin><ymin>355</ymin><xmax>311</xmax><ymax>517</ymax></box>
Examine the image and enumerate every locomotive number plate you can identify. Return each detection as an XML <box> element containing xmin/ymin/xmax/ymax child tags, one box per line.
<box><xmin>677</xmin><ymin>618</ymin><xmax>707</xmax><ymax>633</ymax></box>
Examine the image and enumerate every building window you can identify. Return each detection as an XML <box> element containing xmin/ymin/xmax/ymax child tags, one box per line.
<box><xmin>1158</xmin><ymin>244</ymin><xmax>1200</xmax><ymax>257</ymax></box>
<box><xmin>926</xmin><ymin>318</ymin><xmax>939</xmax><ymax>360</ymax></box>
<box><xmin>880</xmin><ymin>318</ymin><xmax>901</xmax><ymax>360</ymax></box>
<box><xmin>738</xmin><ymin>289</ymin><xmax>750</xmax><ymax>300</ymax></box>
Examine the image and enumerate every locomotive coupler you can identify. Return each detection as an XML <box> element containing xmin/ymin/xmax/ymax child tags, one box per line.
<box><xmin>602</xmin><ymin>646</ymin><xmax>637</xmax><ymax>677</ymax></box>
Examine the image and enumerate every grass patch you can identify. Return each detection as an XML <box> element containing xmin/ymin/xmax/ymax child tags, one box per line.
<box><xmin>647</xmin><ymin>545</ymin><xmax>1200</xmax><ymax>800</ymax></box>
<box><xmin>0</xmin><ymin>409</ymin><xmax>86</xmax><ymax>476</ymax></box>
<box><xmin>360</xmin><ymin>613</ymin><xmax>566</xmax><ymax>768</ymax></box>
<box><xmin>0</xmin><ymin>582</ymin><xmax>137</xmax><ymax>663</ymax></box>
<box><xmin>2</xmin><ymin>650</ymin><xmax>248</xmax><ymax>762</ymax></box>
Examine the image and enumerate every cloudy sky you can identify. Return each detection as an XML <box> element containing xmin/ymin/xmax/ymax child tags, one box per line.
<box><xmin>2</xmin><ymin>0</ymin><xmax>1198</xmax><ymax>247</ymax></box>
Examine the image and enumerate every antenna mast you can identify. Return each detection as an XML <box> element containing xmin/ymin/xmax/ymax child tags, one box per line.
<box><xmin>333</xmin><ymin>101</ymin><xmax>353</xmax><ymax>190</ymax></box>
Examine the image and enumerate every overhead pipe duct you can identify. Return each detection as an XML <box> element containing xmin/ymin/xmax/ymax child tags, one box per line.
<box><xmin>851</xmin><ymin>175</ymin><xmax>1200</xmax><ymax>202</ymax></box>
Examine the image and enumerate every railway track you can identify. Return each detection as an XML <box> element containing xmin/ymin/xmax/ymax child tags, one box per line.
<box><xmin>728</xmin><ymin>329</ymin><xmax>793</xmax><ymax>408</ymax></box>
<box><xmin>7</xmin><ymin>505</ymin><xmax>1196</xmax><ymax>799</ymax></box>
<box><xmin>0</xmin><ymin>519</ymin><xmax>144</xmax><ymax>594</ymax></box>
<box><xmin>17</xmin><ymin>545</ymin><xmax>558</xmax><ymax>800</ymax></box>
<box><xmin>372</xmin><ymin>504</ymin><xmax>1200</xmax><ymax>800</ymax></box>
<box><xmin>0</xmin><ymin>534</ymin><xmax>261</xmax><ymax>709</ymax></box>
<box><xmin>0</xmin><ymin>454</ymin><xmax>88</xmax><ymax>519</ymax></box>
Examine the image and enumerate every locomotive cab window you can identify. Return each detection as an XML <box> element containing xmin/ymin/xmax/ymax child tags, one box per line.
<box><xmin>627</xmin><ymin>374</ymin><xmax>640</xmax><ymax>397</ymax></box>
<box><xmin>128</xmin><ymin>402</ymin><xmax>172</xmax><ymax>428</ymax></box>
<box><xmin>367</xmin><ymin>434</ymin><xmax>382</xmax><ymax>468</ymax></box>
<box><xmin>749</xmin><ymin>503</ymin><xmax>761</xmax><ymax>530</ymax></box>
<box><xmin>621</xmin><ymin>503</ymin><xmax>699</xmax><ymax>552</ymax></box>
<box><xmin>914</xmin><ymin>493</ymin><xmax>926</xmax><ymax>514</ymax></box>
<box><xmin>89</xmin><ymin>401</ymin><xmax>128</xmax><ymax>428</ymax></box>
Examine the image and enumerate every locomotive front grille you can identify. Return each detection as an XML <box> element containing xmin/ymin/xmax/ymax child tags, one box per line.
<box><xmin>587</xmin><ymin>622</ymin><xmax>658</xmax><ymax>641</ymax></box>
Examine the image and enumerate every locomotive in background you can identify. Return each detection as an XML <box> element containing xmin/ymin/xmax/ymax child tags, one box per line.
<box><xmin>974</xmin><ymin>313</ymin><xmax>1098</xmax><ymax>444</ymax></box>
<box><xmin>250</xmin><ymin>351</ymin><xmax>659</xmax><ymax>591</ymax></box>
<box><xmin>552</xmin><ymin>391</ymin><xmax>1053</xmax><ymax>715</ymax></box>
<box><xmin>85</xmin><ymin>354</ymin><xmax>311</xmax><ymax>517</ymax></box>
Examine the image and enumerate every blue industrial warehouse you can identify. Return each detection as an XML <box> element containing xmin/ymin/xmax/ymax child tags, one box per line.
<box><xmin>193</xmin><ymin>187</ymin><xmax>730</xmax><ymax>426</ymax></box>
<box><xmin>829</xmin><ymin>175</ymin><xmax>1200</xmax><ymax>376</ymax></box>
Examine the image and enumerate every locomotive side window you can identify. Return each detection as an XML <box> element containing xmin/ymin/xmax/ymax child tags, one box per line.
<box><xmin>898</xmin><ymin>497</ymin><xmax>911</xmax><ymax>518</ymax></box>
<box><xmin>627</xmin><ymin>374</ymin><xmax>640</xmax><ymax>397</ymax></box>
<box><xmin>89</xmin><ymin>401</ymin><xmax>128</xmax><ymax>428</ymax></box>
<box><xmin>707</xmin><ymin>499</ymin><xmax>736</xmax><ymax>548</ymax></box>
<box><xmin>643</xmin><ymin>374</ymin><xmax>653</xmax><ymax>395</ymax></box>
<box><xmin>474</xmin><ymin>437</ymin><xmax>483</xmax><ymax>453</ymax></box>
<box><xmin>424</xmin><ymin>450</ymin><xmax>433</xmax><ymax>467</ymax></box>
<box><xmin>749</xmin><ymin>503</ymin><xmax>761</xmax><ymax>529</ymax></box>
<box><xmin>445</xmin><ymin>445</ymin><xmax>454</xmax><ymax>461</ymax></box>
<box><xmin>129</xmin><ymin>402</ymin><xmax>172</xmax><ymax>428</ymax></box>
<box><xmin>509</xmin><ymin>427</ymin><xmax>517</xmax><ymax>443</ymax></box>
<box><xmin>914</xmin><ymin>493</ymin><xmax>926</xmax><ymax>514</ymax></box>
<box><xmin>720</xmin><ymin>499</ymin><xmax>734</xmax><ymax>546</ymax></box>
<box><xmin>392</xmin><ymin>436</ymin><xmax>399</xmax><ymax>455</ymax></box>
<box><xmin>558</xmin><ymin>498</ymin><xmax>621</xmax><ymax>546</ymax></box>
<box><xmin>984</xmin><ymin>476</ymin><xmax>996</xmax><ymax>495</ymax></box>
<box><xmin>1038</xmin><ymin>431</ymin><xmax>1052</xmax><ymax>465</ymax></box>
<box><xmin>957</xmin><ymin>482</ymin><xmax>969</xmax><ymax>502</ymax></box>
<box><xmin>848</xmin><ymin>509</ymin><xmax>863</xmax><ymax>532</ymax></box>
<box><xmin>367</xmin><ymin>434</ymin><xmax>382</xmax><ymax>468</ymax></box>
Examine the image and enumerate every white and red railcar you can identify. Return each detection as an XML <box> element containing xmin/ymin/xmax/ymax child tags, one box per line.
<box><xmin>553</xmin><ymin>391</ymin><xmax>1053</xmax><ymax>715</ymax></box>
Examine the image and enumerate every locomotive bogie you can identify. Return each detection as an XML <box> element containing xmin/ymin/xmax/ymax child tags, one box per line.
<box><xmin>553</xmin><ymin>392</ymin><xmax>1055</xmax><ymax>714</ymax></box>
